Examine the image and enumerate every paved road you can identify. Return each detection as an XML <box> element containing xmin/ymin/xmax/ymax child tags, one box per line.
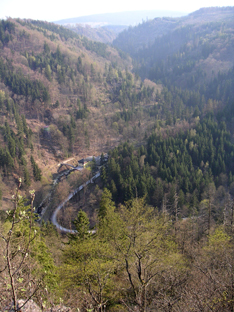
<box><xmin>51</xmin><ymin>172</ymin><xmax>100</xmax><ymax>234</ymax></box>
<box><xmin>37</xmin><ymin>165</ymin><xmax>84</xmax><ymax>216</ymax></box>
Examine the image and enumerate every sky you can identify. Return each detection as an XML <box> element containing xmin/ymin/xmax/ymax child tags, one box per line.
<box><xmin>0</xmin><ymin>0</ymin><xmax>234</xmax><ymax>22</ymax></box>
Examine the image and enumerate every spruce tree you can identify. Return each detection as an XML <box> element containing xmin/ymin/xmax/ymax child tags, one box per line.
<box><xmin>30</xmin><ymin>155</ymin><xmax>42</xmax><ymax>181</ymax></box>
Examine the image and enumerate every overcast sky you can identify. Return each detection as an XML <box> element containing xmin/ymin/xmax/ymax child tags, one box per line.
<box><xmin>0</xmin><ymin>0</ymin><xmax>233</xmax><ymax>21</ymax></box>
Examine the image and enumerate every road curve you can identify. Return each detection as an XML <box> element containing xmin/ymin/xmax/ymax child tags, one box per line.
<box><xmin>51</xmin><ymin>172</ymin><xmax>100</xmax><ymax>234</ymax></box>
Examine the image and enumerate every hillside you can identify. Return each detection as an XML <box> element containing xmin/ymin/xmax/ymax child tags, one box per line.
<box><xmin>0</xmin><ymin>12</ymin><xmax>233</xmax><ymax>210</ymax></box>
<box><xmin>0</xmin><ymin>9</ymin><xmax>233</xmax><ymax>213</ymax></box>
<box><xmin>64</xmin><ymin>24</ymin><xmax>127</xmax><ymax>43</ymax></box>
<box><xmin>113</xmin><ymin>7</ymin><xmax>234</xmax><ymax>89</ymax></box>
<box><xmin>0</xmin><ymin>18</ymin><xmax>166</xmax><ymax>208</ymax></box>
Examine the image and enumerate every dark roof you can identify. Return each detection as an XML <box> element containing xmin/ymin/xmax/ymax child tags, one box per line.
<box><xmin>78</xmin><ymin>159</ymin><xmax>88</xmax><ymax>164</ymax></box>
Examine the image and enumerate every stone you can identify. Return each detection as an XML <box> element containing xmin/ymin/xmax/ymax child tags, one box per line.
<box><xmin>17</xmin><ymin>299</ymin><xmax>41</xmax><ymax>312</ymax></box>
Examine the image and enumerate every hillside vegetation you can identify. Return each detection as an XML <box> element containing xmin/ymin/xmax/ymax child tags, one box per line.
<box><xmin>113</xmin><ymin>7</ymin><xmax>234</xmax><ymax>89</ymax></box>
<box><xmin>64</xmin><ymin>24</ymin><xmax>127</xmax><ymax>43</ymax></box>
<box><xmin>0</xmin><ymin>18</ymin><xmax>167</xmax><ymax>204</ymax></box>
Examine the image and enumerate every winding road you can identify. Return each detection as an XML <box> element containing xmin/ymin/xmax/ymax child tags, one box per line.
<box><xmin>51</xmin><ymin>172</ymin><xmax>100</xmax><ymax>234</ymax></box>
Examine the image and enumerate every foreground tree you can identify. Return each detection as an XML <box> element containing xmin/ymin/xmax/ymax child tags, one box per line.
<box><xmin>182</xmin><ymin>226</ymin><xmax>234</xmax><ymax>311</ymax></box>
<box><xmin>0</xmin><ymin>181</ymin><xmax>57</xmax><ymax>311</ymax></box>
<box><xmin>99</xmin><ymin>197</ymin><xmax>188</xmax><ymax>311</ymax></box>
<box><xmin>61</xmin><ymin>210</ymin><xmax>117</xmax><ymax>311</ymax></box>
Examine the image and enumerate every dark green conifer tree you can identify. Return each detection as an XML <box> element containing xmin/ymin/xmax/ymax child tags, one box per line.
<box><xmin>30</xmin><ymin>155</ymin><xmax>42</xmax><ymax>181</ymax></box>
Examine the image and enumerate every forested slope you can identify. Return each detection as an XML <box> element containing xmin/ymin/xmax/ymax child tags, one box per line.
<box><xmin>113</xmin><ymin>7</ymin><xmax>234</xmax><ymax>89</ymax></box>
<box><xmin>64</xmin><ymin>24</ymin><xmax>127</xmax><ymax>44</ymax></box>
<box><xmin>0</xmin><ymin>18</ymin><xmax>164</xmax><ymax>203</ymax></box>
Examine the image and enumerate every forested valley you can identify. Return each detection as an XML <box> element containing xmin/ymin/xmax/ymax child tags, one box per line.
<box><xmin>0</xmin><ymin>7</ymin><xmax>234</xmax><ymax>311</ymax></box>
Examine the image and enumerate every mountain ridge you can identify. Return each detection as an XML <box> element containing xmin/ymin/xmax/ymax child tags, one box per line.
<box><xmin>113</xmin><ymin>6</ymin><xmax>234</xmax><ymax>89</ymax></box>
<box><xmin>54</xmin><ymin>10</ymin><xmax>188</xmax><ymax>26</ymax></box>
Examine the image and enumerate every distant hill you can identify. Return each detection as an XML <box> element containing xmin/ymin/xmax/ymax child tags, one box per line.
<box><xmin>54</xmin><ymin>10</ymin><xmax>188</xmax><ymax>27</ymax></box>
<box><xmin>65</xmin><ymin>24</ymin><xmax>127</xmax><ymax>43</ymax></box>
<box><xmin>113</xmin><ymin>7</ymin><xmax>234</xmax><ymax>54</ymax></box>
<box><xmin>113</xmin><ymin>7</ymin><xmax>234</xmax><ymax>89</ymax></box>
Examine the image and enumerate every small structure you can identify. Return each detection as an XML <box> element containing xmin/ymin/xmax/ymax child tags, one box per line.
<box><xmin>78</xmin><ymin>158</ymin><xmax>88</xmax><ymax>166</ymax></box>
<box><xmin>78</xmin><ymin>154</ymin><xmax>108</xmax><ymax>168</ymax></box>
